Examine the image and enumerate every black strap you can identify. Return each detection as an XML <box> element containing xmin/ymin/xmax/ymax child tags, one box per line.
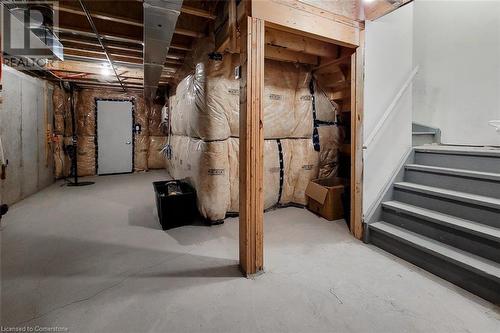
<box><xmin>309</xmin><ymin>78</ymin><xmax>320</xmax><ymax>152</ymax></box>
<box><xmin>316</xmin><ymin>120</ymin><xmax>336</xmax><ymax>126</ymax></box>
<box><xmin>277</xmin><ymin>139</ymin><xmax>284</xmax><ymax>203</ymax></box>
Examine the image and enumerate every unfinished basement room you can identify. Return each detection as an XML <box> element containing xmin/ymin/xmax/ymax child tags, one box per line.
<box><xmin>0</xmin><ymin>0</ymin><xmax>499</xmax><ymax>332</ymax></box>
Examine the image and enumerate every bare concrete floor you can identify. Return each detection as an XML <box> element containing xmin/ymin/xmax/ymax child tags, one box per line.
<box><xmin>1</xmin><ymin>171</ymin><xmax>499</xmax><ymax>332</ymax></box>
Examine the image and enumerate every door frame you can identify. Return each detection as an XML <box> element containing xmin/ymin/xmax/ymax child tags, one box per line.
<box><xmin>238</xmin><ymin>1</ymin><xmax>365</xmax><ymax>276</ymax></box>
<box><xmin>94</xmin><ymin>97</ymin><xmax>136</xmax><ymax>175</ymax></box>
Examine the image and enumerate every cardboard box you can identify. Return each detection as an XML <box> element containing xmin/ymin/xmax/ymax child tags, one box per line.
<box><xmin>305</xmin><ymin>178</ymin><xmax>345</xmax><ymax>221</ymax></box>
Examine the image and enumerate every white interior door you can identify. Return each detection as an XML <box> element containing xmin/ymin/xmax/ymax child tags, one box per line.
<box><xmin>97</xmin><ymin>100</ymin><xmax>133</xmax><ymax>175</ymax></box>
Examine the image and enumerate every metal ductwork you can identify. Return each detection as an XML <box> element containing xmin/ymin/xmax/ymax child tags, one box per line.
<box><xmin>143</xmin><ymin>0</ymin><xmax>183</xmax><ymax>100</ymax></box>
<box><xmin>2</xmin><ymin>2</ymin><xmax>63</xmax><ymax>60</ymax></box>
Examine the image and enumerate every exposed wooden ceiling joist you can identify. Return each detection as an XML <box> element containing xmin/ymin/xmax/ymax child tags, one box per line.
<box><xmin>265</xmin><ymin>45</ymin><xmax>319</xmax><ymax>66</ymax></box>
<box><xmin>46</xmin><ymin>60</ymin><xmax>144</xmax><ymax>79</ymax></box>
<box><xmin>60</xmin><ymin>38</ymin><xmax>142</xmax><ymax>54</ymax></box>
<box><xmin>59</xmin><ymin>34</ymin><xmax>191</xmax><ymax>53</ymax></box>
<box><xmin>56</xmin><ymin>5</ymin><xmax>204</xmax><ymax>38</ymax></box>
<box><xmin>265</xmin><ymin>28</ymin><xmax>340</xmax><ymax>58</ymax></box>
<box><xmin>313</xmin><ymin>54</ymin><xmax>353</xmax><ymax>73</ymax></box>
<box><xmin>181</xmin><ymin>5</ymin><xmax>216</xmax><ymax>20</ymax></box>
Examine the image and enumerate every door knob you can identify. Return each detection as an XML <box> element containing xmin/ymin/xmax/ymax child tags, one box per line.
<box><xmin>126</xmin><ymin>141</ymin><xmax>132</xmax><ymax>145</ymax></box>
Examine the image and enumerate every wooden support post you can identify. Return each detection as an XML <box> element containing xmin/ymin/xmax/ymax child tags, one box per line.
<box><xmin>228</xmin><ymin>0</ymin><xmax>238</xmax><ymax>53</ymax></box>
<box><xmin>239</xmin><ymin>15</ymin><xmax>264</xmax><ymax>276</ymax></box>
<box><xmin>350</xmin><ymin>30</ymin><xmax>365</xmax><ymax>240</ymax></box>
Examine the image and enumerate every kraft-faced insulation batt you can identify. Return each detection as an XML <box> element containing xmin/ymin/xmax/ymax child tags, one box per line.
<box><xmin>77</xmin><ymin>135</ymin><xmax>95</xmax><ymax>177</ymax></box>
<box><xmin>148</xmin><ymin>136</ymin><xmax>167</xmax><ymax>169</ymax></box>
<box><xmin>165</xmin><ymin>51</ymin><xmax>343</xmax><ymax>221</ymax></box>
<box><xmin>166</xmin><ymin>130</ymin><xmax>339</xmax><ymax>221</ymax></box>
<box><xmin>170</xmin><ymin>56</ymin><xmax>339</xmax><ymax>141</ymax></box>
<box><xmin>134</xmin><ymin>134</ymin><xmax>149</xmax><ymax>172</ymax></box>
<box><xmin>54</xmin><ymin>88</ymin><xmax>161</xmax><ymax>177</ymax></box>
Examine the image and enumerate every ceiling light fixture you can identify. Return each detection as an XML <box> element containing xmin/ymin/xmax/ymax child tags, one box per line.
<box><xmin>100</xmin><ymin>63</ymin><xmax>112</xmax><ymax>77</ymax></box>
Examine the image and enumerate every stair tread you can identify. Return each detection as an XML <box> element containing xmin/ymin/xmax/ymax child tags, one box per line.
<box><xmin>394</xmin><ymin>182</ymin><xmax>500</xmax><ymax>209</ymax></box>
<box><xmin>412</xmin><ymin>131</ymin><xmax>436</xmax><ymax>135</ymax></box>
<box><xmin>371</xmin><ymin>221</ymin><xmax>500</xmax><ymax>279</ymax></box>
<box><xmin>405</xmin><ymin>164</ymin><xmax>500</xmax><ymax>181</ymax></box>
<box><xmin>415</xmin><ymin>145</ymin><xmax>500</xmax><ymax>157</ymax></box>
<box><xmin>382</xmin><ymin>201</ymin><xmax>500</xmax><ymax>242</ymax></box>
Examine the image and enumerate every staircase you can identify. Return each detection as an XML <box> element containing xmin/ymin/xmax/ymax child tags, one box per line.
<box><xmin>368</xmin><ymin>145</ymin><xmax>500</xmax><ymax>304</ymax></box>
<box><xmin>412</xmin><ymin>123</ymin><xmax>441</xmax><ymax>146</ymax></box>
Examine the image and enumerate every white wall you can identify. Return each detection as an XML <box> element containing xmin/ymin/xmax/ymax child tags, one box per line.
<box><xmin>363</xmin><ymin>3</ymin><xmax>414</xmax><ymax>216</ymax></box>
<box><xmin>413</xmin><ymin>0</ymin><xmax>500</xmax><ymax>146</ymax></box>
<box><xmin>1</xmin><ymin>66</ymin><xmax>54</xmax><ymax>205</ymax></box>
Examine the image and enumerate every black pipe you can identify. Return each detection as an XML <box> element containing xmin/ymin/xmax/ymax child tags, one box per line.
<box><xmin>67</xmin><ymin>84</ymin><xmax>94</xmax><ymax>187</ymax></box>
<box><xmin>70</xmin><ymin>83</ymin><xmax>78</xmax><ymax>185</ymax></box>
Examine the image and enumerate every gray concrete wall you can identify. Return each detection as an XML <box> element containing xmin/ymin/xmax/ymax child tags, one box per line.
<box><xmin>1</xmin><ymin>65</ymin><xmax>54</xmax><ymax>205</ymax></box>
<box><xmin>413</xmin><ymin>1</ymin><xmax>500</xmax><ymax>146</ymax></box>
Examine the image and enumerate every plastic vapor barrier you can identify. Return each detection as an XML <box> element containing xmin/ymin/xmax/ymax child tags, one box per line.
<box><xmin>166</xmin><ymin>52</ymin><xmax>344</xmax><ymax>222</ymax></box>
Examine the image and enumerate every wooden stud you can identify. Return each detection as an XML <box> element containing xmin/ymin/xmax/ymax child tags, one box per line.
<box><xmin>265</xmin><ymin>45</ymin><xmax>319</xmax><ymax>65</ymax></box>
<box><xmin>228</xmin><ymin>0</ymin><xmax>238</xmax><ymax>53</ymax></box>
<box><xmin>251</xmin><ymin>0</ymin><xmax>360</xmax><ymax>47</ymax></box>
<box><xmin>239</xmin><ymin>15</ymin><xmax>265</xmax><ymax>276</ymax></box>
<box><xmin>265</xmin><ymin>27</ymin><xmax>339</xmax><ymax>58</ymax></box>
<box><xmin>181</xmin><ymin>5</ymin><xmax>217</xmax><ymax>20</ymax></box>
<box><xmin>313</xmin><ymin>54</ymin><xmax>352</xmax><ymax>73</ymax></box>
<box><xmin>350</xmin><ymin>30</ymin><xmax>365</xmax><ymax>240</ymax></box>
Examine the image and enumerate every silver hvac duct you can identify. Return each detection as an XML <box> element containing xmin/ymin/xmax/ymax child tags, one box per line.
<box><xmin>143</xmin><ymin>0</ymin><xmax>183</xmax><ymax>100</ymax></box>
<box><xmin>2</xmin><ymin>2</ymin><xmax>64</xmax><ymax>60</ymax></box>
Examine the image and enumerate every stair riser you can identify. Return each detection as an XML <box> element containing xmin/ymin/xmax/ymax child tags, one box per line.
<box><xmin>382</xmin><ymin>209</ymin><xmax>500</xmax><ymax>262</ymax></box>
<box><xmin>394</xmin><ymin>189</ymin><xmax>499</xmax><ymax>228</ymax></box>
<box><xmin>415</xmin><ymin>152</ymin><xmax>500</xmax><ymax>173</ymax></box>
<box><xmin>404</xmin><ymin>170</ymin><xmax>500</xmax><ymax>199</ymax></box>
<box><xmin>412</xmin><ymin>134</ymin><xmax>435</xmax><ymax>146</ymax></box>
<box><xmin>369</xmin><ymin>229</ymin><xmax>500</xmax><ymax>305</ymax></box>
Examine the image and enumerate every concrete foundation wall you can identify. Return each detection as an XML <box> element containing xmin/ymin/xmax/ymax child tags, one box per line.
<box><xmin>1</xmin><ymin>65</ymin><xmax>54</xmax><ymax>205</ymax></box>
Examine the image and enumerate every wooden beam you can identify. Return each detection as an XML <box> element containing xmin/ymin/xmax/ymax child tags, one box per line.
<box><xmin>61</xmin><ymin>38</ymin><xmax>142</xmax><ymax>54</ymax></box>
<box><xmin>265</xmin><ymin>28</ymin><xmax>339</xmax><ymax>58</ymax></box>
<box><xmin>228</xmin><ymin>0</ymin><xmax>238</xmax><ymax>53</ymax></box>
<box><xmin>316</xmin><ymin>71</ymin><xmax>346</xmax><ymax>88</ymax></box>
<box><xmin>350</xmin><ymin>30</ymin><xmax>365</xmax><ymax>240</ymax></box>
<box><xmin>56</xmin><ymin>8</ymin><xmax>204</xmax><ymax>38</ymax></box>
<box><xmin>45</xmin><ymin>60</ymin><xmax>144</xmax><ymax>79</ymax></box>
<box><xmin>330</xmin><ymin>89</ymin><xmax>350</xmax><ymax>101</ymax></box>
<box><xmin>181</xmin><ymin>5</ymin><xmax>217</xmax><ymax>20</ymax></box>
<box><xmin>239</xmin><ymin>15</ymin><xmax>264</xmax><ymax>276</ymax></box>
<box><xmin>55</xmin><ymin>26</ymin><xmax>142</xmax><ymax>44</ymax></box>
<box><xmin>364</xmin><ymin>0</ymin><xmax>413</xmax><ymax>21</ymax></box>
<box><xmin>63</xmin><ymin>48</ymin><xmax>181</xmax><ymax>68</ymax></box>
<box><xmin>60</xmin><ymin>35</ymin><xmax>191</xmax><ymax>52</ymax></box>
<box><xmin>251</xmin><ymin>0</ymin><xmax>359</xmax><ymax>48</ymax></box>
<box><xmin>64</xmin><ymin>47</ymin><xmax>143</xmax><ymax>61</ymax></box>
<box><xmin>55</xmin><ymin>4</ymin><xmax>142</xmax><ymax>27</ymax></box>
<box><xmin>313</xmin><ymin>54</ymin><xmax>352</xmax><ymax>73</ymax></box>
<box><xmin>63</xmin><ymin>78</ymin><xmax>143</xmax><ymax>87</ymax></box>
<box><xmin>265</xmin><ymin>45</ymin><xmax>319</xmax><ymax>65</ymax></box>
<box><xmin>64</xmin><ymin>48</ymin><xmax>142</xmax><ymax>64</ymax></box>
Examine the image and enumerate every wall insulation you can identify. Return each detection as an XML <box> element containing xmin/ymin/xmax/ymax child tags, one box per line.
<box><xmin>52</xmin><ymin>87</ymin><xmax>167</xmax><ymax>179</ymax></box>
<box><xmin>167</xmin><ymin>52</ymin><xmax>344</xmax><ymax>222</ymax></box>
